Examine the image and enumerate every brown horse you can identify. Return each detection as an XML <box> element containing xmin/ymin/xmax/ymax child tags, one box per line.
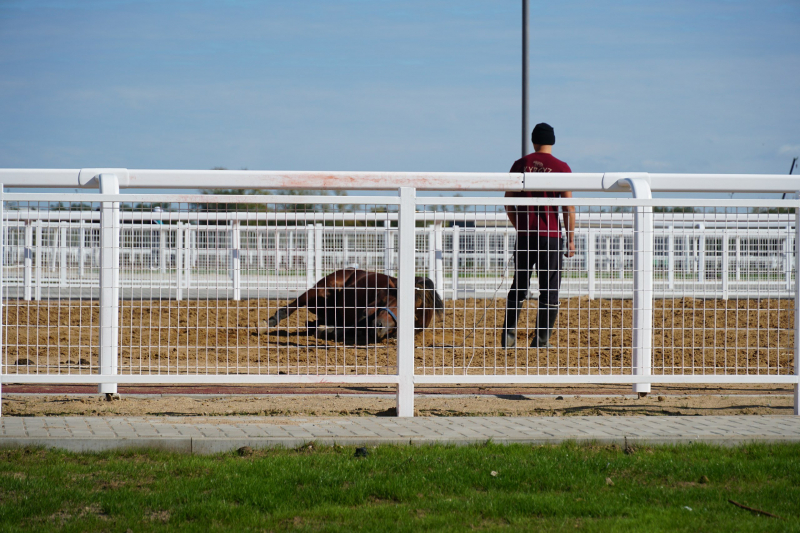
<box><xmin>259</xmin><ymin>268</ymin><xmax>443</xmax><ymax>344</ymax></box>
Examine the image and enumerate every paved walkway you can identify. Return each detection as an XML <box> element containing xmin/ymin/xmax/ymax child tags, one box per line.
<box><xmin>1</xmin><ymin>416</ymin><xmax>799</xmax><ymax>454</ymax></box>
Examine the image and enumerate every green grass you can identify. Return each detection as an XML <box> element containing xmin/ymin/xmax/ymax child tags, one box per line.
<box><xmin>1</xmin><ymin>442</ymin><xmax>798</xmax><ymax>532</ymax></box>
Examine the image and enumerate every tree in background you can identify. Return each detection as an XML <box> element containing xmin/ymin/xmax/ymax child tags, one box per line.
<box><xmin>120</xmin><ymin>202</ymin><xmax>172</xmax><ymax>212</ymax></box>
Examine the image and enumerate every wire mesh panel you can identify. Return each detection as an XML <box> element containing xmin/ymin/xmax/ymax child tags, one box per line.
<box><xmin>652</xmin><ymin>205</ymin><xmax>795</xmax><ymax>377</ymax></box>
<box><xmin>414</xmin><ymin>197</ymin><xmax>796</xmax><ymax>379</ymax></box>
<box><xmin>1</xmin><ymin>193</ymin><xmax>796</xmax><ymax>386</ymax></box>
<box><xmin>1</xmin><ymin>194</ymin><xmax>402</xmax><ymax>379</ymax></box>
<box><xmin>2</xmin><ymin>203</ymin><xmax>102</xmax><ymax>377</ymax></box>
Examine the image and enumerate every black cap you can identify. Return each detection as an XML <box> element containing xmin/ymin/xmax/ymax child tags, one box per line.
<box><xmin>531</xmin><ymin>123</ymin><xmax>555</xmax><ymax>146</ymax></box>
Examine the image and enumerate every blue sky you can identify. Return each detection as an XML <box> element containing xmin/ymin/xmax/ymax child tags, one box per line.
<box><xmin>1</xmin><ymin>0</ymin><xmax>798</xmax><ymax>194</ymax></box>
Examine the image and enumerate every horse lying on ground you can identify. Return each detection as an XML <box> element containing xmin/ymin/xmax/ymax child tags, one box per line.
<box><xmin>259</xmin><ymin>268</ymin><xmax>444</xmax><ymax>344</ymax></box>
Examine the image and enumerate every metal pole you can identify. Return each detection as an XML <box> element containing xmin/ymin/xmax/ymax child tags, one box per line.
<box><xmin>522</xmin><ymin>0</ymin><xmax>530</xmax><ymax>157</ymax></box>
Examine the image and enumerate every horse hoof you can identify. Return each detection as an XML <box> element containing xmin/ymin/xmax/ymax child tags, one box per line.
<box><xmin>267</xmin><ymin>316</ymin><xmax>278</xmax><ymax>328</ymax></box>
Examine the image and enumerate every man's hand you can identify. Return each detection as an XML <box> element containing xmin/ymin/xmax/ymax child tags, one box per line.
<box><xmin>567</xmin><ymin>238</ymin><xmax>576</xmax><ymax>258</ymax></box>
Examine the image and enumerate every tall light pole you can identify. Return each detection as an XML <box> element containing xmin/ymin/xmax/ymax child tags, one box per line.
<box><xmin>522</xmin><ymin>0</ymin><xmax>530</xmax><ymax>157</ymax></box>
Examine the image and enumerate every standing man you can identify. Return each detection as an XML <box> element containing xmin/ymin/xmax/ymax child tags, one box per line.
<box><xmin>502</xmin><ymin>123</ymin><xmax>575</xmax><ymax>348</ymax></box>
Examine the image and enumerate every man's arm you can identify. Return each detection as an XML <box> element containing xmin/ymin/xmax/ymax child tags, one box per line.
<box><xmin>505</xmin><ymin>160</ymin><xmax>525</xmax><ymax>231</ymax></box>
<box><xmin>504</xmin><ymin>191</ymin><xmax>522</xmax><ymax>230</ymax></box>
<box><xmin>562</xmin><ymin>191</ymin><xmax>576</xmax><ymax>258</ymax></box>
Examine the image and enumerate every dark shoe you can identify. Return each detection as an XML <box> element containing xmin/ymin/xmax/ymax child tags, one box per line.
<box><xmin>530</xmin><ymin>304</ymin><xmax>559</xmax><ymax>348</ymax></box>
<box><xmin>501</xmin><ymin>329</ymin><xmax>517</xmax><ymax>348</ymax></box>
<box><xmin>501</xmin><ymin>308</ymin><xmax>519</xmax><ymax>348</ymax></box>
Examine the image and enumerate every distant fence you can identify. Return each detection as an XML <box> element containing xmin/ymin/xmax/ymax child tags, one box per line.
<box><xmin>4</xmin><ymin>210</ymin><xmax>795</xmax><ymax>300</ymax></box>
<box><xmin>0</xmin><ymin>169</ymin><xmax>798</xmax><ymax>416</ymax></box>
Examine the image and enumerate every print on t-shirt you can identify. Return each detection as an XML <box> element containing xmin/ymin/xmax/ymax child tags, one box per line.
<box><xmin>525</xmin><ymin>161</ymin><xmax>552</xmax><ymax>173</ymax></box>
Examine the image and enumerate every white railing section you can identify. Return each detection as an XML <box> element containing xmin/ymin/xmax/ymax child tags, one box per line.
<box><xmin>1</xmin><ymin>168</ymin><xmax>799</xmax><ymax>417</ymax></box>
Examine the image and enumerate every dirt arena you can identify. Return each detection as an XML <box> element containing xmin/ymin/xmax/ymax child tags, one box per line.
<box><xmin>0</xmin><ymin>386</ymin><xmax>794</xmax><ymax>417</ymax></box>
<box><xmin>3</xmin><ymin>296</ymin><xmax>795</xmax><ymax>377</ymax></box>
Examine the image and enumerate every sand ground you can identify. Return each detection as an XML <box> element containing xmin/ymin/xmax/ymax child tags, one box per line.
<box><xmin>1</xmin><ymin>384</ymin><xmax>794</xmax><ymax>418</ymax></box>
<box><xmin>4</xmin><ymin>296</ymin><xmax>795</xmax><ymax>376</ymax></box>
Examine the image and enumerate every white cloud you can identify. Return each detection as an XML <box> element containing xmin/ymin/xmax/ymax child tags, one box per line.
<box><xmin>779</xmin><ymin>145</ymin><xmax>800</xmax><ymax>155</ymax></box>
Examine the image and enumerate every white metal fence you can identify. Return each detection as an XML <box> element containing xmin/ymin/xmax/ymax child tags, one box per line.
<box><xmin>5</xmin><ymin>210</ymin><xmax>795</xmax><ymax>300</ymax></box>
<box><xmin>1</xmin><ymin>169</ymin><xmax>798</xmax><ymax>416</ymax></box>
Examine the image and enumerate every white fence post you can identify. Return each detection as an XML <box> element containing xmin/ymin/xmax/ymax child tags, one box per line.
<box><xmin>452</xmin><ymin>225</ymin><xmax>460</xmax><ymax>300</ymax></box>
<box><xmin>667</xmin><ymin>229</ymin><xmax>674</xmax><ymax>290</ymax></box>
<box><xmin>159</xmin><ymin>226</ymin><xmax>166</xmax><ymax>274</ymax></box>
<box><xmin>612</xmin><ymin>174</ymin><xmax>653</xmax><ymax>396</ymax></box>
<box><xmin>795</xmin><ymin>203</ymin><xmax>800</xmax><ymax>416</ymax></box>
<box><xmin>185</xmin><ymin>226</ymin><xmax>193</xmax><ymax>291</ymax></box>
<box><xmin>784</xmin><ymin>228</ymin><xmax>791</xmax><ymax>292</ymax></box>
<box><xmin>735</xmin><ymin>236</ymin><xmax>741</xmax><ymax>281</ymax></box>
<box><xmin>34</xmin><ymin>222</ymin><xmax>42</xmax><ymax>300</ymax></box>
<box><xmin>175</xmin><ymin>222</ymin><xmax>183</xmax><ymax>302</ymax></box>
<box><xmin>306</xmin><ymin>225</ymin><xmax>315</xmax><ymax>289</ymax></box>
<box><xmin>697</xmin><ymin>223</ymin><xmax>706</xmax><ymax>282</ymax></box>
<box><xmin>427</xmin><ymin>228</ymin><xmax>435</xmax><ymax>281</ymax></box>
<box><xmin>722</xmin><ymin>231</ymin><xmax>729</xmax><ymax>300</ymax></box>
<box><xmin>314</xmin><ymin>223</ymin><xmax>323</xmax><ymax>281</ymax></box>
<box><xmin>396</xmin><ymin>187</ymin><xmax>416</xmax><ymax>417</ymax></box>
<box><xmin>587</xmin><ymin>228</ymin><xmax>596</xmax><ymax>299</ymax></box>
<box><xmin>503</xmin><ymin>230</ymin><xmax>510</xmax><ymax>276</ymax></box>
<box><xmin>484</xmin><ymin>230</ymin><xmax>490</xmax><ymax>275</ymax></box>
<box><xmin>23</xmin><ymin>220</ymin><xmax>32</xmax><ymax>301</ymax></box>
<box><xmin>434</xmin><ymin>221</ymin><xmax>444</xmax><ymax>299</ymax></box>
<box><xmin>60</xmin><ymin>225</ymin><xmax>67</xmax><ymax>287</ymax></box>
<box><xmin>98</xmin><ymin>174</ymin><xmax>120</xmax><ymax>396</ymax></box>
<box><xmin>79</xmin><ymin>223</ymin><xmax>86</xmax><ymax>279</ymax></box>
<box><xmin>0</xmin><ymin>186</ymin><xmax>4</xmax><ymax>416</ymax></box>
<box><xmin>384</xmin><ymin>226</ymin><xmax>394</xmax><ymax>276</ymax></box>
<box><xmin>230</xmin><ymin>221</ymin><xmax>241</xmax><ymax>301</ymax></box>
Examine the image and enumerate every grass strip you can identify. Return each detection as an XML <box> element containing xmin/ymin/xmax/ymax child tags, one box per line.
<box><xmin>0</xmin><ymin>441</ymin><xmax>798</xmax><ymax>532</ymax></box>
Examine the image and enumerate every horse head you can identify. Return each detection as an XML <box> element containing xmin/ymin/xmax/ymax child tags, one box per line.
<box><xmin>371</xmin><ymin>305</ymin><xmax>398</xmax><ymax>341</ymax></box>
<box><xmin>353</xmin><ymin>298</ymin><xmax>398</xmax><ymax>344</ymax></box>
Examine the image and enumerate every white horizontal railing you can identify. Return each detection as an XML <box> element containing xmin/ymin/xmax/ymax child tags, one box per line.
<box><xmin>2</xmin><ymin>168</ymin><xmax>799</xmax><ymax>193</ymax></box>
<box><xmin>1</xmin><ymin>169</ymin><xmax>799</xmax><ymax>418</ymax></box>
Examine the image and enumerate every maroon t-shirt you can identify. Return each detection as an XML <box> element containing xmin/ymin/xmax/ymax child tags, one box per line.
<box><xmin>509</xmin><ymin>152</ymin><xmax>572</xmax><ymax>238</ymax></box>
